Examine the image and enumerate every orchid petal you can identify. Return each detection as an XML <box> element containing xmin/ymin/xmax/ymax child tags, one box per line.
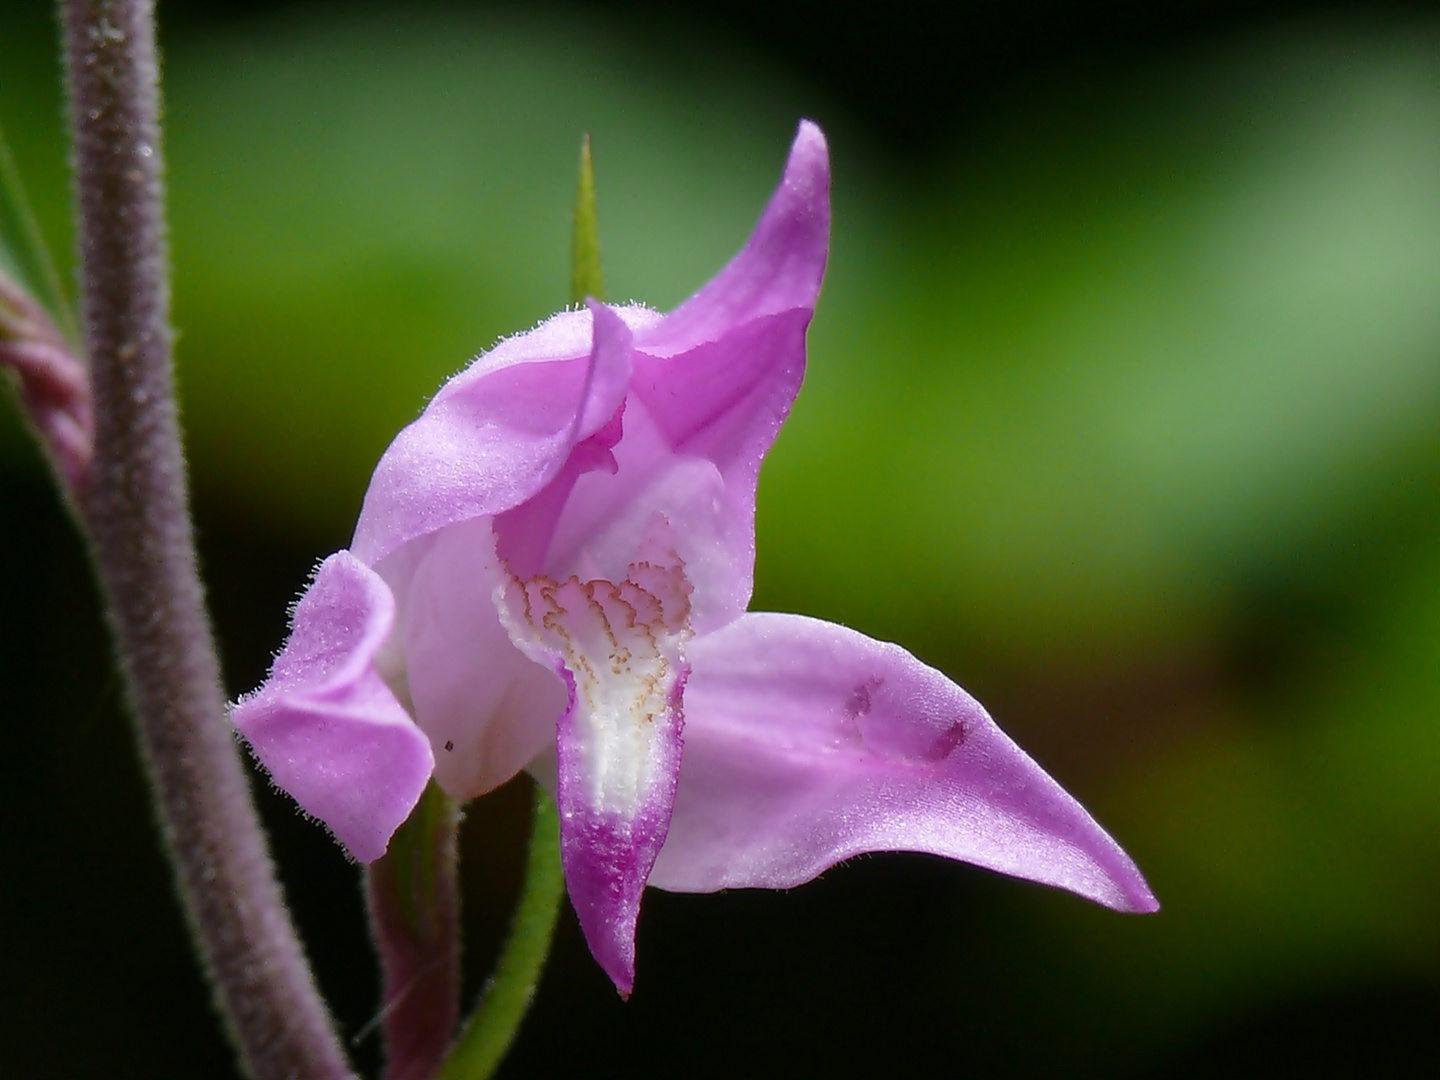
<box><xmin>492</xmin><ymin>302</ymin><xmax>636</xmax><ymax>579</ymax></box>
<box><xmin>534</xmin><ymin>396</ymin><xmax>736</xmax><ymax>629</ymax></box>
<box><xmin>650</xmin><ymin>613</ymin><xmax>1158</xmax><ymax>914</ymax></box>
<box><xmin>231</xmin><ymin>551</ymin><xmax>434</xmax><ymax>863</ymax></box>
<box><xmin>634</xmin><ymin>120</ymin><xmax>830</xmax><ymax>358</ymax></box>
<box><xmin>233</xmin><ymin>119</ymin><xmax>1155</xmax><ymax>997</ymax></box>
<box><xmin>576</xmin><ymin>299</ymin><xmax>634</xmax><ymax>437</ymax></box>
<box><xmin>399</xmin><ymin>518</ymin><xmax>569</xmax><ymax>799</ymax></box>
<box><xmin>533</xmin><ymin>122</ymin><xmax>830</xmax><ymax>629</ymax></box>
<box><xmin>545</xmin><ymin>310</ymin><xmax>812</xmax><ymax>632</ymax></box>
<box><xmin>352</xmin><ymin>302</ymin><xmax>643</xmax><ymax>567</ymax></box>
<box><xmin>500</xmin><ymin>520</ymin><xmax>694</xmax><ymax>995</ymax></box>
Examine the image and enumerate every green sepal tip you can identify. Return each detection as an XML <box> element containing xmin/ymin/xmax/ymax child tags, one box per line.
<box><xmin>570</xmin><ymin>133</ymin><xmax>604</xmax><ymax>306</ymax></box>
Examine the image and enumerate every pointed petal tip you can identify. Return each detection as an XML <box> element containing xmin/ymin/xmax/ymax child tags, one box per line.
<box><xmin>1125</xmin><ymin>881</ymin><xmax>1161</xmax><ymax>915</ymax></box>
<box><xmin>573</xmin><ymin>891</ymin><xmax>638</xmax><ymax>998</ymax></box>
<box><xmin>634</xmin><ymin>118</ymin><xmax>830</xmax><ymax>361</ymax></box>
<box><xmin>1092</xmin><ymin>841</ymin><xmax>1160</xmax><ymax>914</ymax></box>
<box><xmin>654</xmin><ymin>612</ymin><xmax>1163</xmax><ymax>919</ymax></box>
<box><xmin>1061</xmin><ymin>840</ymin><xmax>1159</xmax><ymax>915</ymax></box>
<box><xmin>608</xmin><ymin>963</ymin><xmax>635</xmax><ymax>1001</ymax></box>
<box><xmin>783</xmin><ymin>119</ymin><xmax>830</xmax><ymax>217</ymax></box>
<box><xmin>557</xmin><ymin>809</ymin><xmax>650</xmax><ymax>1003</ymax></box>
<box><xmin>790</xmin><ymin>119</ymin><xmax>829</xmax><ymax>173</ymax></box>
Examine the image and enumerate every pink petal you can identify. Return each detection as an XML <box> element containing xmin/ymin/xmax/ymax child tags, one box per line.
<box><xmin>531</xmin><ymin>125</ymin><xmax>831</xmax><ymax>632</ymax></box>
<box><xmin>634</xmin><ymin>120</ymin><xmax>830</xmax><ymax>359</ymax></box>
<box><xmin>398</xmin><ymin>519</ymin><xmax>569</xmax><ymax>799</ymax></box>
<box><xmin>531</xmin><ymin>396</ymin><xmax>731</xmax><ymax>629</ymax></box>
<box><xmin>231</xmin><ymin>551</ymin><xmax>434</xmax><ymax>863</ymax></box>
<box><xmin>650</xmin><ymin>613</ymin><xmax>1158</xmax><ymax>913</ymax></box>
<box><xmin>576</xmin><ymin>299</ymin><xmax>634</xmax><ymax>436</ymax></box>
<box><xmin>492</xmin><ymin>303</ymin><xmax>635</xmax><ymax>579</ymax></box>
<box><xmin>352</xmin><ymin>303</ymin><xmax>639</xmax><ymax>567</ymax></box>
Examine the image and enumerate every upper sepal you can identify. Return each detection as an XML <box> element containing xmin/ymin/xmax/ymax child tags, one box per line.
<box><xmin>634</xmin><ymin>120</ymin><xmax>829</xmax><ymax>358</ymax></box>
<box><xmin>542</xmin><ymin>122</ymin><xmax>833</xmax><ymax>635</ymax></box>
<box><xmin>352</xmin><ymin>303</ymin><xmax>650</xmax><ymax>568</ymax></box>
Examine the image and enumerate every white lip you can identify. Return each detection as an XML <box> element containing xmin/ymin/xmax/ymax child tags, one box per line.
<box><xmin>500</xmin><ymin>519</ymin><xmax>692</xmax><ymax>815</ymax></box>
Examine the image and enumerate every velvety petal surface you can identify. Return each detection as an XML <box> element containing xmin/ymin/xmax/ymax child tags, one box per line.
<box><xmin>650</xmin><ymin>613</ymin><xmax>1158</xmax><ymax>913</ymax></box>
<box><xmin>492</xmin><ymin>303</ymin><xmax>637</xmax><ymax>579</ymax></box>
<box><xmin>530</xmin><ymin>124</ymin><xmax>830</xmax><ymax>631</ymax></box>
<box><xmin>500</xmin><ymin>519</ymin><xmax>694</xmax><ymax>994</ymax></box>
<box><xmin>400</xmin><ymin>518</ymin><xmax>569</xmax><ymax>799</ymax></box>
<box><xmin>635</xmin><ymin>120</ymin><xmax>830</xmax><ymax>359</ymax></box>
<box><xmin>352</xmin><ymin>302</ymin><xmax>641</xmax><ymax>567</ymax></box>
<box><xmin>535</xmin><ymin>395</ymin><xmax>730</xmax><ymax>627</ymax></box>
<box><xmin>231</xmin><ymin>551</ymin><xmax>434</xmax><ymax>862</ymax></box>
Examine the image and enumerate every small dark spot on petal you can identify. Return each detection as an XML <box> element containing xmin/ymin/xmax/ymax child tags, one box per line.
<box><xmin>443</xmin><ymin>740</ymin><xmax>454</xmax><ymax>752</ymax></box>
<box><xmin>930</xmin><ymin>721</ymin><xmax>966</xmax><ymax>760</ymax></box>
<box><xmin>845</xmin><ymin>681</ymin><xmax>876</xmax><ymax>720</ymax></box>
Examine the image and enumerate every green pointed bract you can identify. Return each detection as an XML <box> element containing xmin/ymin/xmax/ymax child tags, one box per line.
<box><xmin>0</xmin><ymin>116</ymin><xmax>76</xmax><ymax>343</ymax></box>
<box><xmin>569</xmin><ymin>134</ymin><xmax>604</xmax><ymax>306</ymax></box>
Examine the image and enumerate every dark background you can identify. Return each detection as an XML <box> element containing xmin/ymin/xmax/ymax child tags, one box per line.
<box><xmin>5</xmin><ymin>1</ymin><xmax>1440</xmax><ymax>1076</ymax></box>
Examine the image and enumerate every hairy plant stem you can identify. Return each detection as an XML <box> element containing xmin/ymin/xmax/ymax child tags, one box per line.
<box><xmin>62</xmin><ymin>3</ymin><xmax>355</xmax><ymax>1077</ymax></box>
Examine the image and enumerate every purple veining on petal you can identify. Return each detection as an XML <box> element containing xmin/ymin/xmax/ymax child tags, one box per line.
<box><xmin>232</xmin><ymin>551</ymin><xmax>434</xmax><ymax>862</ymax></box>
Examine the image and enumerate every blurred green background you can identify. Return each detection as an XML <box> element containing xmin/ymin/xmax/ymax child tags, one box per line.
<box><xmin>5</xmin><ymin>1</ymin><xmax>1440</xmax><ymax>1076</ymax></box>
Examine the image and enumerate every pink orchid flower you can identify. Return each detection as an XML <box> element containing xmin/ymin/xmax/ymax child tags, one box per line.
<box><xmin>233</xmin><ymin>121</ymin><xmax>1157</xmax><ymax>996</ymax></box>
